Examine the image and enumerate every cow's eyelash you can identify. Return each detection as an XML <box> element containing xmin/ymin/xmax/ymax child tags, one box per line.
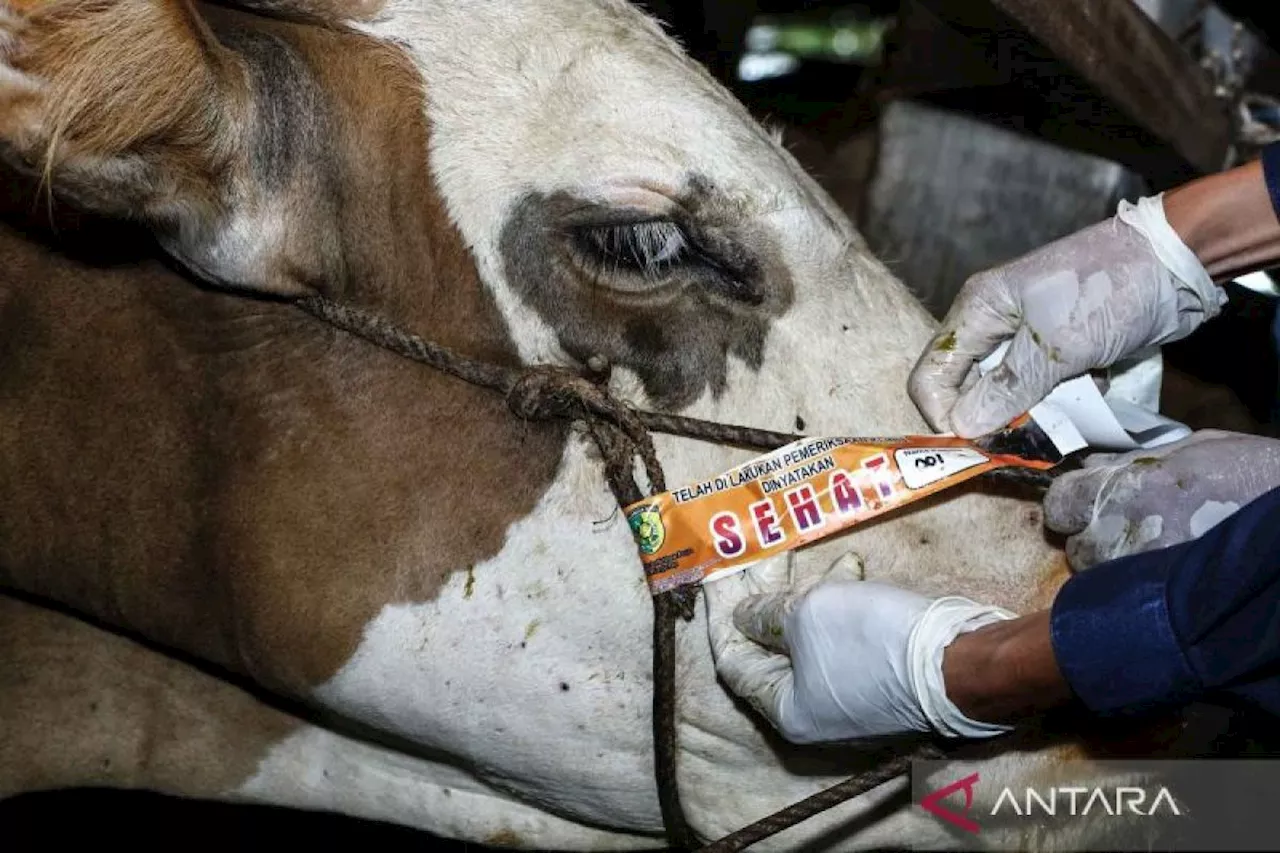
<box><xmin>575</xmin><ymin>220</ymin><xmax>694</xmax><ymax>275</ymax></box>
<box><xmin>569</xmin><ymin>217</ymin><xmax>763</xmax><ymax>305</ymax></box>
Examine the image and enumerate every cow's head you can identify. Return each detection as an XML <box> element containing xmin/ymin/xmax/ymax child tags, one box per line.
<box><xmin>0</xmin><ymin>0</ymin><xmax>940</xmax><ymax>438</ymax></box>
<box><xmin>0</xmin><ymin>0</ymin><xmax>1068</xmax><ymax>717</ymax></box>
<box><xmin>0</xmin><ymin>1</ymin><xmax>1156</xmax><ymax>844</ymax></box>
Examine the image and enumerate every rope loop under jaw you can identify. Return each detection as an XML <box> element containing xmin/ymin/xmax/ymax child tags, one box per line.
<box><xmin>499</xmin><ymin>361</ymin><xmax>700</xmax><ymax>848</ymax></box>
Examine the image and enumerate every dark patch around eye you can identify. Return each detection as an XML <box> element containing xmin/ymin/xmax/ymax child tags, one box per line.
<box><xmin>498</xmin><ymin>189</ymin><xmax>794</xmax><ymax>409</ymax></box>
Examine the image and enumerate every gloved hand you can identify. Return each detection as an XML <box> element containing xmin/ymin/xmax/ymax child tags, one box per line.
<box><xmin>1045</xmin><ymin>430</ymin><xmax>1280</xmax><ymax>571</ymax></box>
<box><xmin>715</xmin><ymin>577</ymin><xmax>1017</xmax><ymax>744</ymax></box>
<box><xmin>908</xmin><ymin>196</ymin><xmax>1225</xmax><ymax>438</ymax></box>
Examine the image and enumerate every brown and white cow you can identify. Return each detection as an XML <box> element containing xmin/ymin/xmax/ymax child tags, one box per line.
<box><xmin>0</xmin><ymin>0</ymin><xmax>1197</xmax><ymax>848</ymax></box>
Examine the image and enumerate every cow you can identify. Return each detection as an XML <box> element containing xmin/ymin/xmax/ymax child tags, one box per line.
<box><xmin>0</xmin><ymin>0</ymin><xmax>1200</xmax><ymax>848</ymax></box>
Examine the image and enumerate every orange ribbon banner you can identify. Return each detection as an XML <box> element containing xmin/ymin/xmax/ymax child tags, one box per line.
<box><xmin>626</xmin><ymin>429</ymin><xmax>1057</xmax><ymax>595</ymax></box>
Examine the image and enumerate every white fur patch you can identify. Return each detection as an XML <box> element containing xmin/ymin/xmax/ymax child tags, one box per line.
<box><xmin>238</xmin><ymin>723</ymin><xmax>658</xmax><ymax>850</ymax></box>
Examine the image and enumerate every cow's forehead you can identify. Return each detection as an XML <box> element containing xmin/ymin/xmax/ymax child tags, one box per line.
<box><xmin>353</xmin><ymin>0</ymin><xmax>847</xmax><ymax>252</ymax></box>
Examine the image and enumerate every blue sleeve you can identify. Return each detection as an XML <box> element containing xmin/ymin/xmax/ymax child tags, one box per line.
<box><xmin>1049</xmin><ymin>485</ymin><xmax>1280</xmax><ymax>717</ymax></box>
<box><xmin>1262</xmin><ymin>142</ymin><xmax>1280</xmax><ymax>223</ymax></box>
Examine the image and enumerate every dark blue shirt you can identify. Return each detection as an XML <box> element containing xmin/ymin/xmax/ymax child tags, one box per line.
<box><xmin>1264</xmin><ymin>141</ymin><xmax>1280</xmax><ymax>220</ymax></box>
<box><xmin>1051</xmin><ymin>485</ymin><xmax>1280</xmax><ymax>716</ymax></box>
<box><xmin>1050</xmin><ymin>141</ymin><xmax>1280</xmax><ymax>717</ymax></box>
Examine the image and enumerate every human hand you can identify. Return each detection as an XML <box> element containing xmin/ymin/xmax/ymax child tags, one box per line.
<box><xmin>1044</xmin><ymin>430</ymin><xmax>1280</xmax><ymax>570</ymax></box>
<box><xmin>715</xmin><ymin>573</ymin><xmax>1016</xmax><ymax>744</ymax></box>
<box><xmin>908</xmin><ymin>196</ymin><xmax>1224</xmax><ymax>438</ymax></box>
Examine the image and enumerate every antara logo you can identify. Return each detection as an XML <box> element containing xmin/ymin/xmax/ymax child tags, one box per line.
<box><xmin>921</xmin><ymin>772</ymin><xmax>982</xmax><ymax>834</ymax></box>
<box><xmin>920</xmin><ymin>773</ymin><xmax>1182</xmax><ymax>834</ymax></box>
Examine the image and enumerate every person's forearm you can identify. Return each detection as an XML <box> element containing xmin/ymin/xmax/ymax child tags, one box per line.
<box><xmin>941</xmin><ymin>610</ymin><xmax>1073</xmax><ymax>724</ymax></box>
<box><xmin>1164</xmin><ymin>158</ymin><xmax>1280</xmax><ymax>282</ymax></box>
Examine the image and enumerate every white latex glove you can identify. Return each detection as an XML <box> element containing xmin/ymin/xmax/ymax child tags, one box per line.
<box><xmin>908</xmin><ymin>195</ymin><xmax>1225</xmax><ymax>438</ymax></box>
<box><xmin>716</xmin><ymin>578</ymin><xmax>1018</xmax><ymax>744</ymax></box>
<box><xmin>1044</xmin><ymin>430</ymin><xmax>1280</xmax><ymax>571</ymax></box>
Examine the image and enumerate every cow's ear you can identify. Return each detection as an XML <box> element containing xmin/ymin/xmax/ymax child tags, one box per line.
<box><xmin>0</xmin><ymin>0</ymin><xmax>333</xmax><ymax>298</ymax></box>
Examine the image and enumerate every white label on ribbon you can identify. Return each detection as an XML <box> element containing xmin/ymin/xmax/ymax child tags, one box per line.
<box><xmin>895</xmin><ymin>446</ymin><xmax>988</xmax><ymax>490</ymax></box>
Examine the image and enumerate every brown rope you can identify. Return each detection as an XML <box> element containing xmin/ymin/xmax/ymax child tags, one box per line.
<box><xmin>299</xmin><ymin>296</ymin><xmax>700</xmax><ymax>846</ymax></box>
<box><xmin>696</xmin><ymin>743</ymin><xmax>947</xmax><ymax>853</ymax></box>
<box><xmin>582</xmin><ymin>417</ymin><xmax>697</xmax><ymax>849</ymax></box>
<box><xmin>294</xmin><ymin>295</ymin><xmax>1047</xmax><ymax>851</ymax></box>
<box><xmin>296</xmin><ymin>297</ymin><xmax>1053</xmax><ymax>489</ymax></box>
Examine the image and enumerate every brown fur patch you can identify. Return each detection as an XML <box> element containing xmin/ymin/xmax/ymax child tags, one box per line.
<box><xmin>27</xmin><ymin>1</ymin><xmax>222</xmax><ymax>157</ymax></box>
<box><xmin>0</xmin><ymin>9</ymin><xmax>566</xmax><ymax>693</ymax></box>
<box><xmin>0</xmin><ymin>0</ymin><xmax>240</xmax><ymax>213</ymax></box>
<box><xmin>0</xmin><ymin>594</ymin><xmax>298</xmax><ymax>798</ymax></box>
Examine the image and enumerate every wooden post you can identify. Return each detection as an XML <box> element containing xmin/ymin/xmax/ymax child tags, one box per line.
<box><xmin>889</xmin><ymin>0</ymin><xmax>1234</xmax><ymax>186</ymax></box>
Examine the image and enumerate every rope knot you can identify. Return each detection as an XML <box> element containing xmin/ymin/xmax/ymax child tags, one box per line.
<box><xmin>504</xmin><ymin>366</ymin><xmax>603</xmax><ymax>423</ymax></box>
<box><xmin>505</xmin><ymin>365</ymin><xmax>667</xmax><ymax>498</ymax></box>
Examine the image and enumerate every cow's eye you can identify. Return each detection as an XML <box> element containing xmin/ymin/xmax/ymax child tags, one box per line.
<box><xmin>569</xmin><ymin>216</ymin><xmax>763</xmax><ymax>305</ymax></box>
<box><xmin>573</xmin><ymin>219</ymin><xmax>693</xmax><ymax>277</ymax></box>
